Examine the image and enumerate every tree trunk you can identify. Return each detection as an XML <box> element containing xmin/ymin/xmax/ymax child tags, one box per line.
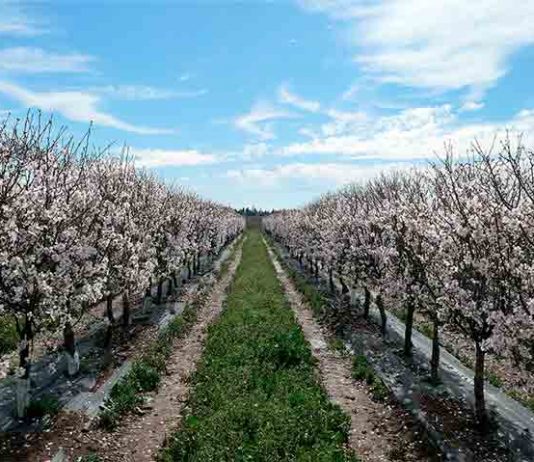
<box><xmin>104</xmin><ymin>294</ymin><xmax>115</xmax><ymax>349</ymax></box>
<box><xmin>63</xmin><ymin>321</ymin><xmax>79</xmax><ymax>376</ymax></box>
<box><xmin>329</xmin><ymin>268</ymin><xmax>335</xmax><ymax>293</ymax></box>
<box><xmin>145</xmin><ymin>279</ymin><xmax>152</xmax><ymax>299</ymax></box>
<box><xmin>17</xmin><ymin>319</ymin><xmax>32</xmax><ymax>417</ymax></box>
<box><xmin>156</xmin><ymin>279</ymin><xmax>164</xmax><ymax>305</ymax></box>
<box><xmin>376</xmin><ymin>294</ymin><xmax>387</xmax><ymax>335</ymax></box>
<box><xmin>404</xmin><ymin>298</ymin><xmax>415</xmax><ymax>356</ymax></box>
<box><xmin>167</xmin><ymin>277</ymin><xmax>174</xmax><ymax>297</ymax></box>
<box><xmin>430</xmin><ymin>316</ymin><xmax>440</xmax><ymax>384</ymax></box>
<box><xmin>188</xmin><ymin>262</ymin><xmax>192</xmax><ymax>279</ymax></box>
<box><xmin>19</xmin><ymin>320</ymin><xmax>32</xmax><ymax>380</ymax></box>
<box><xmin>15</xmin><ymin>376</ymin><xmax>30</xmax><ymax>418</ymax></box>
<box><xmin>106</xmin><ymin>294</ymin><xmax>115</xmax><ymax>324</ymax></box>
<box><xmin>363</xmin><ymin>287</ymin><xmax>371</xmax><ymax>319</ymax></box>
<box><xmin>122</xmin><ymin>292</ymin><xmax>131</xmax><ymax>328</ymax></box>
<box><xmin>474</xmin><ymin>340</ymin><xmax>487</xmax><ymax>429</ymax></box>
<box><xmin>172</xmin><ymin>271</ymin><xmax>179</xmax><ymax>290</ymax></box>
<box><xmin>340</xmin><ymin>276</ymin><xmax>350</xmax><ymax>295</ymax></box>
<box><xmin>314</xmin><ymin>261</ymin><xmax>319</xmax><ymax>280</ymax></box>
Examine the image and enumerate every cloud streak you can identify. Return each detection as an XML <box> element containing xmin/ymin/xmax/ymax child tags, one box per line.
<box><xmin>0</xmin><ymin>47</ymin><xmax>93</xmax><ymax>73</ymax></box>
<box><xmin>90</xmin><ymin>84</ymin><xmax>207</xmax><ymax>101</ymax></box>
<box><xmin>0</xmin><ymin>5</ymin><xmax>46</xmax><ymax>37</ymax></box>
<box><xmin>226</xmin><ymin>161</ymin><xmax>411</xmax><ymax>188</ymax></box>
<box><xmin>299</xmin><ymin>0</ymin><xmax>534</xmax><ymax>93</ymax></box>
<box><xmin>278</xmin><ymin>85</ymin><xmax>320</xmax><ymax>112</ymax></box>
<box><xmin>0</xmin><ymin>81</ymin><xmax>173</xmax><ymax>135</ymax></box>
<box><xmin>130</xmin><ymin>148</ymin><xmax>219</xmax><ymax>167</ymax></box>
<box><xmin>234</xmin><ymin>102</ymin><xmax>295</xmax><ymax>140</ymax></box>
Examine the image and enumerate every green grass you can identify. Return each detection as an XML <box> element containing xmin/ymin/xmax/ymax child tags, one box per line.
<box><xmin>161</xmin><ymin>231</ymin><xmax>357</xmax><ymax>462</ymax></box>
<box><xmin>0</xmin><ymin>316</ymin><xmax>18</xmax><ymax>355</ymax></box>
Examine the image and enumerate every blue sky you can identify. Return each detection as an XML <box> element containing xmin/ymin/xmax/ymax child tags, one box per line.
<box><xmin>1</xmin><ymin>0</ymin><xmax>534</xmax><ymax>209</ymax></box>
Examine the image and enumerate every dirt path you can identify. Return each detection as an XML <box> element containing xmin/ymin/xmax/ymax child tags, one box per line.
<box><xmin>14</xmin><ymin>241</ymin><xmax>243</xmax><ymax>462</ymax></box>
<box><xmin>265</xmin><ymin>240</ymin><xmax>437</xmax><ymax>462</ymax></box>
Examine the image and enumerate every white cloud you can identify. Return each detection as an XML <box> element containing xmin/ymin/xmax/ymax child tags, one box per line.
<box><xmin>0</xmin><ymin>22</ymin><xmax>44</xmax><ymax>36</ymax></box>
<box><xmin>341</xmin><ymin>83</ymin><xmax>360</xmax><ymax>101</ymax></box>
<box><xmin>321</xmin><ymin>109</ymin><xmax>368</xmax><ymax>136</ymax></box>
<box><xmin>0</xmin><ymin>47</ymin><xmax>93</xmax><ymax>73</ymax></box>
<box><xmin>234</xmin><ymin>102</ymin><xmax>295</xmax><ymax>140</ymax></box>
<box><xmin>0</xmin><ymin>6</ymin><xmax>46</xmax><ymax>37</ymax></box>
<box><xmin>90</xmin><ymin>84</ymin><xmax>207</xmax><ymax>100</ymax></box>
<box><xmin>299</xmin><ymin>0</ymin><xmax>534</xmax><ymax>92</ymax></box>
<box><xmin>280</xmin><ymin>104</ymin><xmax>534</xmax><ymax>160</ymax></box>
<box><xmin>278</xmin><ymin>85</ymin><xmax>320</xmax><ymax>112</ymax></box>
<box><xmin>0</xmin><ymin>81</ymin><xmax>173</xmax><ymax>135</ymax></box>
<box><xmin>226</xmin><ymin>161</ymin><xmax>408</xmax><ymax>188</ymax></box>
<box><xmin>242</xmin><ymin>142</ymin><xmax>270</xmax><ymax>159</ymax></box>
<box><xmin>130</xmin><ymin>148</ymin><xmax>218</xmax><ymax>167</ymax></box>
<box><xmin>460</xmin><ymin>101</ymin><xmax>485</xmax><ymax>112</ymax></box>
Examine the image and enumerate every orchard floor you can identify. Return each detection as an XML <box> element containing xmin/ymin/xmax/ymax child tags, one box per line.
<box><xmin>1</xmin><ymin>231</ymin><xmax>442</xmax><ymax>461</ymax></box>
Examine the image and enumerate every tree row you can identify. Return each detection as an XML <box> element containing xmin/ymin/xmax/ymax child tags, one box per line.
<box><xmin>0</xmin><ymin>116</ymin><xmax>244</xmax><ymax>416</ymax></box>
<box><xmin>264</xmin><ymin>136</ymin><xmax>533</xmax><ymax>427</ymax></box>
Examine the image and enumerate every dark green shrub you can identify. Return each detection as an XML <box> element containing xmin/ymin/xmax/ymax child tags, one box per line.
<box><xmin>26</xmin><ymin>395</ymin><xmax>60</xmax><ymax>418</ymax></box>
<box><xmin>131</xmin><ymin>360</ymin><xmax>161</xmax><ymax>391</ymax></box>
<box><xmin>99</xmin><ymin>408</ymin><xmax>119</xmax><ymax>430</ymax></box>
<box><xmin>352</xmin><ymin>355</ymin><xmax>374</xmax><ymax>383</ymax></box>
<box><xmin>369</xmin><ymin>377</ymin><xmax>389</xmax><ymax>402</ymax></box>
<box><xmin>108</xmin><ymin>377</ymin><xmax>143</xmax><ymax>414</ymax></box>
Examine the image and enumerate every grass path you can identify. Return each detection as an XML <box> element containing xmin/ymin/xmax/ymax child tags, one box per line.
<box><xmin>162</xmin><ymin>230</ymin><xmax>357</xmax><ymax>461</ymax></box>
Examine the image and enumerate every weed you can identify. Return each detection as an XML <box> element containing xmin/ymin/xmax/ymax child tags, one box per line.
<box><xmin>352</xmin><ymin>355</ymin><xmax>374</xmax><ymax>383</ymax></box>
<box><xmin>26</xmin><ymin>395</ymin><xmax>60</xmax><ymax>418</ymax></box>
<box><xmin>351</xmin><ymin>355</ymin><xmax>389</xmax><ymax>402</ymax></box>
<box><xmin>369</xmin><ymin>377</ymin><xmax>389</xmax><ymax>402</ymax></box>
<box><xmin>487</xmin><ymin>371</ymin><xmax>503</xmax><ymax>388</ymax></box>
<box><xmin>131</xmin><ymin>360</ymin><xmax>161</xmax><ymax>391</ymax></box>
<box><xmin>78</xmin><ymin>453</ymin><xmax>102</xmax><ymax>462</ymax></box>
<box><xmin>328</xmin><ymin>336</ymin><xmax>348</xmax><ymax>356</ymax></box>
<box><xmin>0</xmin><ymin>316</ymin><xmax>18</xmax><ymax>355</ymax></box>
<box><xmin>418</xmin><ymin>322</ymin><xmax>434</xmax><ymax>340</ymax></box>
<box><xmin>509</xmin><ymin>390</ymin><xmax>534</xmax><ymax>413</ymax></box>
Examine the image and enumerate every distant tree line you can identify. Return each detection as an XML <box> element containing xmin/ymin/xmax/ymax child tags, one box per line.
<box><xmin>235</xmin><ymin>207</ymin><xmax>274</xmax><ymax>217</ymax></box>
